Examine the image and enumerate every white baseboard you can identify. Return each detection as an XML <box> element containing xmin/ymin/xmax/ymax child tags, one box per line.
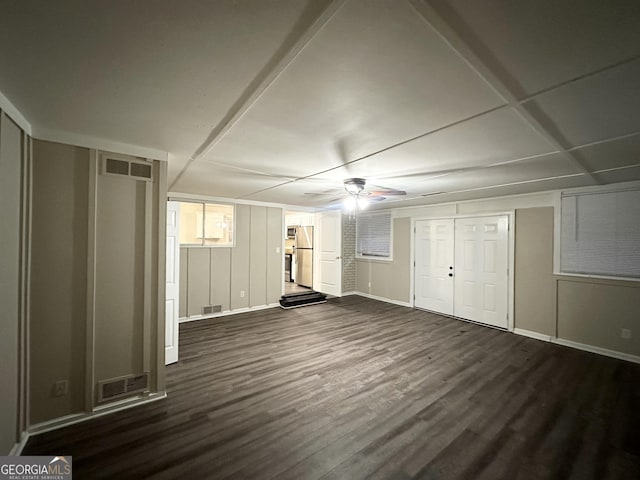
<box><xmin>513</xmin><ymin>328</ymin><xmax>640</xmax><ymax>364</ymax></box>
<box><xmin>553</xmin><ymin>338</ymin><xmax>640</xmax><ymax>365</ymax></box>
<box><xmin>28</xmin><ymin>391</ymin><xmax>167</xmax><ymax>436</ymax></box>
<box><xmin>9</xmin><ymin>431</ymin><xmax>29</xmax><ymax>456</ymax></box>
<box><xmin>354</xmin><ymin>291</ymin><xmax>412</xmax><ymax>308</ymax></box>
<box><xmin>513</xmin><ymin>328</ymin><xmax>553</xmax><ymax>342</ymax></box>
<box><xmin>179</xmin><ymin>303</ymin><xmax>279</xmax><ymax>323</ymax></box>
<box><xmin>341</xmin><ymin>291</ymin><xmax>357</xmax><ymax>297</ymax></box>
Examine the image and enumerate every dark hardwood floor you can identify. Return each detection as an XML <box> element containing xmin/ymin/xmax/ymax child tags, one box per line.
<box><xmin>24</xmin><ymin>296</ymin><xmax>640</xmax><ymax>479</ymax></box>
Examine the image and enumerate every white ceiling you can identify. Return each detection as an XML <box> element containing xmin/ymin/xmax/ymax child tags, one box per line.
<box><xmin>1</xmin><ymin>0</ymin><xmax>639</xmax><ymax>209</ymax></box>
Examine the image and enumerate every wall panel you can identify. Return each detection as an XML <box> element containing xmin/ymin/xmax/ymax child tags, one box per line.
<box><xmin>514</xmin><ymin>208</ymin><xmax>556</xmax><ymax>336</ymax></box>
<box><xmin>249</xmin><ymin>207</ymin><xmax>267</xmax><ymax>307</ymax></box>
<box><xmin>210</xmin><ymin>248</ymin><xmax>231</xmax><ymax>312</ymax></box>
<box><xmin>0</xmin><ymin>114</ymin><xmax>22</xmax><ymax>451</ymax></box>
<box><xmin>266</xmin><ymin>207</ymin><xmax>283</xmax><ymax>304</ymax></box>
<box><xmin>94</xmin><ymin>173</ymin><xmax>146</xmax><ymax>383</ymax></box>
<box><xmin>29</xmin><ymin>139</ymin><xmax>88</xmax><ymax>424</ymax></box>
<box><xmin>187</xmin><ymin>248</ymin><xmax>210</xmax><ymax>316</ymax></box>
<box><xmin>230</xmin><ymin>205</ymin><xmax>251</xmax><ymax>310</ymax></box>
<box><xmin>179</xmin><ymin>248</ymin><xmax>188</xmax><ymax>318</ymax></box>
<box><xmin>180</xmin><ymin>205</ymin><xmax>284</xmax><ymax>317</ymax></box>
<box><xmin>558</xmin><ymin>278</ymin><xmax>640</xmax><ymax>356</ymax></box>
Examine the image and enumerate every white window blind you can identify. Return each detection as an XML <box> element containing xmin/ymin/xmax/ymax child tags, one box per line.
<box><xmin>357</xmin><ymin>212</ymin><xmax>391</xmax><ymax>258</ymax></box>
<box><xmin>560</xmin><ymin>188</ymin><xmax>640</xmax><ymax>278</ymax></box>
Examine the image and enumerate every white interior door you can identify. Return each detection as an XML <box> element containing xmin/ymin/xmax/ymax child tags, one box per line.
<box><xmin>414</xmin><ymin>219</ymin><xmax>454</xmax><ymax>315</ymax></box>
<box><xmin>454</xmin><ymin>216</ymin><xmax>509</xmax><ymax>328</ymax></box>
<box><xmin>315</xmin><ymin>210</ymin><xmax>342</xmax><ymax>296</ymax></box>
<box><xmin>165</xmin><ymin>201</ymin><xmax>180</xmax><ymax>365</ymax></box>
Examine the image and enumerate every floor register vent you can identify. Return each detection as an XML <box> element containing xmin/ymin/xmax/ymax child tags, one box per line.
<box><xmin>202</xmin><ymin>305</ymin><xmax>222</xmax><ymax>315</ymax></box>
<box><xmin>97</xmin><ymin>372</ymin><xmax>149</xmax><ymax>403</ymax></box>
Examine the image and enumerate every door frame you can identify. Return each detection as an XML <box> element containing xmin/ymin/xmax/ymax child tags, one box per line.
<box><xmin>410</xmin><ymin>211</ymin><xmax>515</xmax><ymax>331</ymax></box>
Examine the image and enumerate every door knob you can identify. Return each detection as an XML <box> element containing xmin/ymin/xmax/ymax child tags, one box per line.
<box><xmin>448</xmin><ymin>273</ymin><xmax>453</xmax><ymax>277</ymax></box>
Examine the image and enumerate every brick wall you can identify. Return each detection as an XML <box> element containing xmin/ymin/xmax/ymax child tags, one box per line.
<box><xmin>342</xmin><ymin>213</ymin><xmax>356</xmax><ymax>292</ymax></box>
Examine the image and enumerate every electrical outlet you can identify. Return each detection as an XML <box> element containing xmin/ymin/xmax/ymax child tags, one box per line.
<box><xmin>240</xmin><ymin>290</ymin><xmax>245</xmax><ymax>298</ymax></box>
<box><xmin>276</xmin><ymin>247</ymin><xmax>281</xmax><ymax>253</ymax></box>
<box><xmin>621</xmin><ymin>328</ymin><xmax>632</xmax><ymax>339</ymax></box>
<box><xmin>368</xmin><ymin>282</ymin><xmax>371</xmax><ymax>288</ymax></box>
<box><xmin>54</xmin><ymin>380</ymin><xmax>68</xmax><ymax>397</ymax></box>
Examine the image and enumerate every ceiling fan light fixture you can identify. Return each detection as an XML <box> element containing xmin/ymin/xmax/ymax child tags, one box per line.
<box><xmin>344</xmin><ymin>177</ymin><xmax>366</xmax><ymax>195</ymax></box>
<box><xmin>357</xmin><ymin>197</ymin><xmax>369</xmax><ymax>210</ymax></box>
<box><xmin>343</xmin><ymin>196</ymin><xmax>357</xmax><ymax>211</ymax></box>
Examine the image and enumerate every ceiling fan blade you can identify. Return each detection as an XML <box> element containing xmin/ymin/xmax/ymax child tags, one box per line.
<box><xmin>378</xmin><ymin>166</ymin><xmax>478</xmax><ymax>182</ymax></box>
<box><xmin>369</xmin><ymin>189</ymin><xmax>406</xmax><ymax>196</ymax></box>
<box><xmin>303</xmin><ymin>189</ymin><xmax>344</xmax><ymax>196</ymax></box>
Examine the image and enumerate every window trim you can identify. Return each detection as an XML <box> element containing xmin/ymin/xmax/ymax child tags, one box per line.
<box><xmin>172</xmin><ymin>199</ymin><xmax>236</xmax><ymax>248</ymax></box>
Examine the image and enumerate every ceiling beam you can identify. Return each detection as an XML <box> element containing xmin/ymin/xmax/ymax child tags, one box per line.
<box><xmin>169</xmin><ymin>0</ymin><xmax>348</xmax><ymax>191</ymax></box>
<box><xmin>407</xmin><ymin>0</ymin><xmax>601</xmax><ymax>185</ymax></box>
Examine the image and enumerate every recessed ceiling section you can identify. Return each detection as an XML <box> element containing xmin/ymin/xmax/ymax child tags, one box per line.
<box><xmin>242</xmin><ymin>178</ymin><xmax>344</xmax><ymax>207</ymax></box>
<box><xmin>571</xmin><ymin>134</ymin><xmax>640</xmax><ymax>173</ymax></box>
<box><xmin>0</xmin><ymin>0</ymin><xmax>327</xmax><ymax>157</ymax></box>
<box><xmin>377</xmin><ymin>175</ymin><xmax>591</xmax><ymax>209</ymax></box>
<box><xmin>404</xmin><ymin>153</ymin><xmax>584</xmax><ymax>195</ymax></box>
<box><xmin>305</xmin><ymin>107</ymin><xmax>558</xmax><ymax>184</ymax></box>
<box><xmin>203</xmin><ymin>0</ymin><xmax>504</xmax><ymax>176</ymax></box>
<box><xmin>170</xmin><ymin>162</ymin><xmax>292</xmax><ymax>199</ymax></box>
<box><xmin>428</xmin><ymin>0</ymin><xmax>640</xmax><ymax>97</ymax></box>
<box><xmin>593</xmin><ymin>165</ymin><xmax>640</xmax><ymax>185</ymax></box>
<box><xmin>523</xmin><ymin>59</ymin><xmax>640</xmax><ymax>148</ymax></box>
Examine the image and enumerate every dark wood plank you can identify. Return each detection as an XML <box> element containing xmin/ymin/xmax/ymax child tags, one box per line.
<box><xmin>23</xmin><ymin>296</ymin><xmax>640</xmax><ymax>479</ymax></box>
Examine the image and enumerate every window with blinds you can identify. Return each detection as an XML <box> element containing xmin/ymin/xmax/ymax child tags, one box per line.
<box><xmin>560</xmin><ymin>188</ymin><xmax>640</xmax><ymax>278</ymax></box>
<box><xmin>356</xmin><ymin>212</ymin><xmax>392</xmax><ymax>258</ymax></box>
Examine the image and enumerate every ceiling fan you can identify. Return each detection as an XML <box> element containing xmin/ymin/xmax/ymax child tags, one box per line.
<box><xmin>305</xmin><ymin>177</ymin><xmax>406</xmax><ymax>211</ymax></box>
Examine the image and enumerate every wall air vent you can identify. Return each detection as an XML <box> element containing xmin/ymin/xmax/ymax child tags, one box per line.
<box><xmin>97</xmin><ymin>372</ymin><xmax>150</xmax><ymax>403</ymax></box>
<box><xmin>101</xmin><ymin>154</ymin><xmax>153</xmax><ymax>182</ymax></box>
<box><xmin>130</xmin><ymin>162</ymin><xmax>152</xmax><ymax>179</ymax></box>
<box><xmin>105</xmin><ymin>158</ymin><xmax>129</xmax><ymax>176</ymax></box>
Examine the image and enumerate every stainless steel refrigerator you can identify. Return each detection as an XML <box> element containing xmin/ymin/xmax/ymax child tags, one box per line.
<box><xmin>294</xmin><ymin>226</ymin><xmax>314</xmax><ymax>288</ymax></box>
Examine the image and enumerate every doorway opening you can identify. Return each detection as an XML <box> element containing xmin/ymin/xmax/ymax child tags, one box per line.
<box><xmin>284</xmin><ymin>211</ymin><xmax>315</xmax><ymax>295</ymax></box>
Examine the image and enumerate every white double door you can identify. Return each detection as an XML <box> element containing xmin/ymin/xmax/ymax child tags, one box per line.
<box><xmin>414</xmin><ymin>216</ymin><xmax>509</xmax><ymax>329</ymax></box>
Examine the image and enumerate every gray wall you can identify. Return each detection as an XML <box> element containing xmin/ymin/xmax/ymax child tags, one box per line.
<box><xmin>514</xmin><ymin>206</ymin><xmax>640</xmax><ymax>356</ymax></box>
<box><xmin>30</xmin><ymin>140</ymin><xmax>88</xmax><ymax>424</ymax></box>
<box><xmin>355</xmin><ymin>217</ymin><xmax>411</xmax><ymax>303</ymax></box>
<box><xmin>0</xmin><ymin>113</ymin><xmax>23</xmax><ymax>453</ymax></box>
<box><xmin>354</xmin><ymin>206</ymin><xmax>640</xmax><ymax>359</ymax></box>
<box><xmin>514</xmin><ymin>208</ymin><xmax>556</xmax><ymax>336</ymax></box>
<box><xmin>557</xmin><ymin>278</ymin><xmax>640</xmax><ymax>355</ymax></box>
<box><xmin>30</xmin><ymin>140</ymin><xmax>166</xmax><ymax>424</ymax></box>
<box><xmin>180</xmin><ymin>205</ymin><xmax>283</xmax><ymax>316</ymax></box>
